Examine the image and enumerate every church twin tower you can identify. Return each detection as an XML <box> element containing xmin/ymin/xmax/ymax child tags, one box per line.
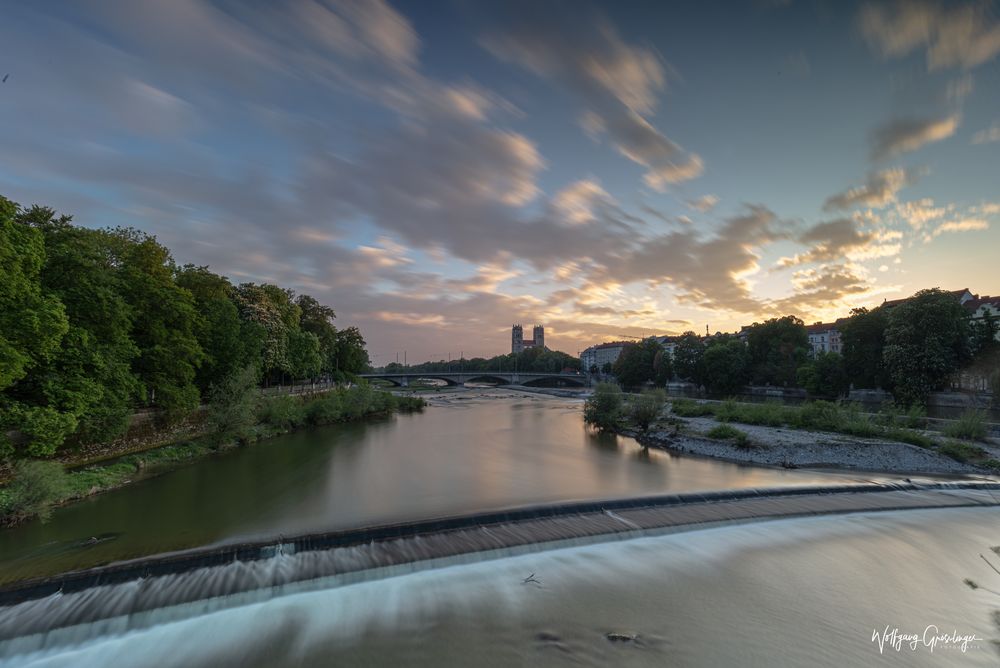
<box><xmin>511</xmin><ymin>324</ymin><xmax>544</xmax><ymax>354</ymax></box>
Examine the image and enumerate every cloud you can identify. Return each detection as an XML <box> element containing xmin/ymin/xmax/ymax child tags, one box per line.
<box><xmin>823</xmin><ymin>168</ymin><xmax>918</xmax><ymax>211</ymax></box>
<box><xmin>551</xmin><ymin>179</ymin><xmax>614</xmax><ymax>225</ymax></box>
<box><xmin>777</xmin><ymin>219</ymin><xmax>879</xmax><ymax>267</ymax></box>
<box><xmin>859</xmin><ymin>1</ymin><xmax>1000</xmax><ymax>70</ymax></box>
<box><xmin>870</xmin><ymin>114</ymin><xmax>959</xmax><ymax>160</ymax></box>
<box><xmin>481</xmin><ymin>3</ymin><xmax>702</xmax><ymax>187</ymax></box>
<box><xmin>972</xmin><ymin>123</ymin><xmax>1000</xmax><ymax>144</ymax></box>
<box><xmin>686</xmin><ymin>195</ymin><xmax>719</xmax><ymax>212</ymax></box>
<box><xmin>895</xmin><ymin>198</ymin><xmax>947</xmax><ymax>229</ymax></box>
<box><xmin>926</xmin><ymin>218</ymin><xmax>989</xmax><ymax>240</ymax></box>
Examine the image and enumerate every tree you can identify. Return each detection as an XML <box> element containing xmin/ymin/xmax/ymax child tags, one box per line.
<box><xmin>334</xmin><ymin>326</ymin><xmax>370</xmax><ymax>376</ymax></box>
<box><xmin>583</xmin><ymin>382</ymin><xmax>623</xmax><ymax>430</ymax></box>
<box><xmin>702</xmin><ymin>338</ymin><xmax>750</xmax><ymax>395</ymax></box>
<box><xmin>653</xmin><ymin>349</ymin><xmax>673</xmax><ymax>386</ymax></box>
<box><xmin>288</xmin><ymin>330</ymin><xmax>323</xmax><ymax>380</ymax></box>
<box><xmin>839</xmin><ymin>307</ymin><xmax>889</xmax><ymax>389</ymax></box>
<box><xmin>0</xmin><ymin>198</ymin><xmax>68</xmax><ymax>391</ymax></box>
<box><xmin>296</xmin><ymin>294</ymin><xmax>339</xmax><ymax>374</ymax></box>
<box><xmin>176</xmin><ymin>265</ymin><xmax>261</xmax><ymax>394</ymax></box>
<box><xmin>234</xmin><ymin>283</ymin><xmax>301</xmax><ymax>382</ymax></box>
<box><xmin>746</xmin><ymin>316</ymin><xmax>808</xmax><ymax>386</ymax></box>
<box><xmin>205</xmin><ymin>365</ymin><xmax>260</xmax><ymax>446</ymax></box>
<box><xmin>108</xmin><ymin>228</ymin><xmax>203</xmax><ymax>419</ymax></box>
<box><xmin>796</xmin><ymin>352</ymin><xmax>848</xmax><ymax>398</ymax></box>
<box><xmin>672</xmin><ymin>332</ymin><xmax>705</xmax><ymax>385</ymax></box>
<box><xmin>613</xmin><ymin>339</ymin><xmax>661</xmax><ymax>389</ymax></box>
<box><xmin>11</xmin><ymin>205</ymin><xmax>139</xmax><ymax>449</ymax></box>
<box><xmin>883</xmin><ymin>289</ymin><xmax>971</xmax><ymax>405</ymax></box>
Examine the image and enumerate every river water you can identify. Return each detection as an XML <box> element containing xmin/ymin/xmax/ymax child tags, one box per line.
<box><xmin>1</xmin><ymin>390</ymin><xmax>998</xmax><ymax>666</ymax></box>
<box><xmin>0</xmin><ymin>390</ymin><xmax>874</xmax><ymax>583</ymax></box>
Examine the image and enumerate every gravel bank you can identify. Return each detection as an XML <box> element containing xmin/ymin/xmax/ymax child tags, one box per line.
<box><xmin>630</xmin><ymin>417</ymin><xmax>998</xmax><ymax>475</ymax></box>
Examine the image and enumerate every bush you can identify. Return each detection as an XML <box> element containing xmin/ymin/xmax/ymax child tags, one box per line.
<box><xmin>706</xmin><ymin>424</ymin><xmax>752</xmax><ymax>449</ymax></box>
<box><xmin>0</xmin><ymin>460</ymin><xmax>70</xmax><ymax>523</ymax></box>
<box><xmin>939</xmin><ymin>440</ymin><xmax>988</xmax><ymax>463</ymax></box>
<box><xmin>584</xmin><ymin>383</ymin><xmax>623</xmax><ymax>431</ymax></box>
<box><xmin>307</xmin><ymin>392</ymin><xmax>343</xmax><ymax>425</ymax></box>
<box><xmin>205</xmin><ymin>366</ymin><xmax>259</xmax><ymax>445</ymax></box>
<box><xmin>942</xmin><ymin>410</ymin><xmax>988</xmax><ymax>441</ymax></box>
<box><xmin>628</xmin><ymin>391</ymin><xmax>664</xmax><ymax>431</ymax></box>
<box><xmin>670</xmin><ymin>398</ymin><xmax>715</xmax><ymax>417</ymax></box>
<box><xmin>258</xmin><ymin>395</ymin><xmax>308</xmax><ymax>430</ymax></box>
<box><xmin>885</xmin><ymin>427</ymin><xmax>935</xmax><ymax>449</ymax></box>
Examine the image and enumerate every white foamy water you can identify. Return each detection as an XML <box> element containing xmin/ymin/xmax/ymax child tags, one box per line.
<box><xmin>3</xmin><ymin>506</ymin><xmax>998</xmax><ymax>667</ymax></box>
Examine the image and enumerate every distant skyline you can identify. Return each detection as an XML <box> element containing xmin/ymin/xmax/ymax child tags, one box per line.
<box><xmin>2</xmin><ymin>0</ymin><xmax>999</xmax><ymax>363</ymax></box>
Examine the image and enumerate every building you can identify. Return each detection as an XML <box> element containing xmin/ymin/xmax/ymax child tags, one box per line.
<box><xmin>511</xmin><ymin>324</ymin><xmax>545</xmax><ymax>354</ymax></box>
<box><xmin>881</xmin><ymin>288</ymin><xmax>976</xmax><ymax>309</ymax></box>
<box><xmin>580</xmin><ymin>341</ymin><xmax>629</xmax><ymax>372</ymax></box>
<box><xmin>651</xmin><ymin>335</ymin><xmax>682</xmax><ymax>358</ymax></box>
<box><xmin>964</xmin><ymin>295</ymin><xmax>1000</xmax><ymax>341</ymax></box>
<box><xmin>805</xmin><ymin>321</ymin><xmax>843</xmax><ymax>356</ymax></box>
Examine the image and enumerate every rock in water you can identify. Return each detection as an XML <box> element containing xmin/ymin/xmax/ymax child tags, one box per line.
<box><xmin>605</xmin><ymin>632</ymin><xmax>638</xmax><ymax>643</ymax></box>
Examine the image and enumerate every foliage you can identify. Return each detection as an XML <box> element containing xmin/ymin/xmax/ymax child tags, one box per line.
<box><xmin>613</xmin><ymin>339</ymin><xmax>663</xmax><ymax>389</ymax></box>
<box><xmin>335</xmin><ymin>326</ymin><xmax>371</xmax><ymax>375</ymax></box>
<box><xmin>396</xmin><ymin>345</ymin><xmax>581</xmax><ymax>376</ymax></box>
<box><xmin>839</xmin><ymin>307</ymin><xmax>889</xmax><ymax>390</ymax></box>
<box><xmin>942</xmin><ymin>410</ymin><xmax>988</xmax><ymax>441</ymax></box>
<box><xmin>287</xmin><ymin>330</ymin><xmax>323</xmax><ymax>380</ymax></box>
<box><xmin>584</xmin><ymin>383</ymin><xmax>623</xmax><ymax>431</ymax></box>
<box><xmin>205</xmin><ymin>366</ymin><xmax>260</xmax><ymax>445</ymax></box>
<box><xmin>796</xmin><ymin>352</ymin><xmax>848</xmax><ymax>398</ymax></box>
<box><xmin>702</xmin><ymin>338</ymin><xmax>750</xmax><ymax>394</ymax></box>
<box><xmin>705</xmin><ymin>424</ymin><xmax>752</xmax><ymax>449</ymax></box>
<box><xmin>258</xmin><ymin>395</ymin><xmax>309</xmax><ymax>430</ymax></box>
<box><xmin>628</xmin><ymin>390</ymin><xmax>664</xmax><ymax>431</ymax></box>
<box><xmin>653</xmin><ymin>349</ymin><xmax>673</xmax><ymax>386</ymax></box>
<box><xmin>939</xmin><ymin>440</ymin><xmax>988</xmax><ymax>463</ymax></box>
<box><xmin>296</xmin><ymin>294</ymin><xmax>339</xmax><ymax>374</ymax></box>
<box><xmin>883</xmin><ymin>289</ymin><xmax>970</xmax><ymax>405</ymax></box>
<box><xmin>672</xmin><ymin>332</ymin><xmax>706</xmax><ymax>385</ymax></box>
<box><xmin>746</xmin><ymin>316</ymin><xmax>809</xmax><ymax>386</ymax></box>
<box><xmin>669</xmin><ymin>398</ymin><xmax>716</xmax><ymax>417</ymax></box>
<box><xmin>0</xmin><ymin>461</ymin><xmax>70</xmax><ymax>524</ymax></box>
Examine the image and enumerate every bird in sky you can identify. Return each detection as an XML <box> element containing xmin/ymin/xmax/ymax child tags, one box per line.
<box><xmin>1</xmin><ymin>74</ymin><xmax>8</xmax><ymax>83</ymax></box>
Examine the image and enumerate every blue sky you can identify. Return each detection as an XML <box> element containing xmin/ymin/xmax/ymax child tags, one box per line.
<box><xmin>1</xmin><ymin>0</ymin><xmax>998</xmax><ymax>362</ymax></box>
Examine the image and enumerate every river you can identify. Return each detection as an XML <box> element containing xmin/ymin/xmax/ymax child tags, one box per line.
<box><xmin>1</xmin><ymin>390</ymin><xmax>876</xmax><ymax>583</ymax></box>
<box><xmin>1</xmin><ymin>390</ymin><xmax>998</xmax><ymax>666</ymax></box>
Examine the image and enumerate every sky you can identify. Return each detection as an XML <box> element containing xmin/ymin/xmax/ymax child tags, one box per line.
<box><xmin>1</xmin><ymin>0</ymin><xmax>999</xmax><ymax>364</ymax></box>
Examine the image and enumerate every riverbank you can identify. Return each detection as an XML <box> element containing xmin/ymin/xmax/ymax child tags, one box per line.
<box><xmin>623</xmin><ymin>407</ymin><xmax>1000</xmax><ymax>476</ymax></box>
<box><xmin>0</xmin><ymin>388</ymin><xmax>425</xmax><ymax>528</ymax></box>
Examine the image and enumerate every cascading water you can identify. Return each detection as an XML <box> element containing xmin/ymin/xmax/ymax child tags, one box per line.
<box><xmin>1</xmin><ymin>484</ymin><xmax>999</xmax><ymax>667</ymax></box>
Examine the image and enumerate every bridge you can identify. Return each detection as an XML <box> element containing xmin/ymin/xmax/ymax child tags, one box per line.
<box><xmin>359</xmin><ymin>371</ymin><xmax>587</xmax><ymax>388</ymax></box>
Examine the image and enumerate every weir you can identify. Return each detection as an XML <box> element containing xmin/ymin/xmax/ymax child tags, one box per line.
<box><xmin>0</xmin><ymin>481</ymin><xmax>998</xmax><ymax>645</ymax></box>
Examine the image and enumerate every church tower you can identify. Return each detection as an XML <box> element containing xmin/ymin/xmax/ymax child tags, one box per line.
<box><xmin>533</xmin><ymin>325</ymin><xmax>545</xmax><ymax>350</ymax></box>
<box><xmin>511</xmin><ymin>324</ymin><xmax>524</xmax><ymax>354</ymax></box>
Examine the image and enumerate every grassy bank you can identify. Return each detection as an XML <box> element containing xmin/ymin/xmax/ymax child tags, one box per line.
<box><xmin>0</xmin><ymin>385</ymin><xmax>425</xmax><ymax>527</ymax></box>
<box><xmin>667</xmin><ymin>397</ymin><xmax>1000</xmax><ymax>471</ymax></box>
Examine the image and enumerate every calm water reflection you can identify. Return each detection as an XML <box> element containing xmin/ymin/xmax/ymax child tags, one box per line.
<box><xmin>0</xmin><ymin>390</ymin><xmax>874</xmax><ymax>582</ymax></box>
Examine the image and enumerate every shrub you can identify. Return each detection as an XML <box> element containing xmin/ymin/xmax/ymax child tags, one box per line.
<box><xmin>628</xmin><ymin>391</ymin><xmax>664</xmax><ymax>431</ymax></box>
<box><xmin>670</xmin><ymin>398</ymin><xmax>715</xmax><ymax>417</ymax></box>
<box><xmin>885</xmin><ymin>427</ymin><xmax>935</xmax><ymax>449</ymax></box>
<box><xmin>258</xmin><ymin>395</ymin><xmax>307</xmax><ymax>430</ymax></box>
<box><xmin>584</xmin><ymin>383</ymin><xmax>623</xmax><ymax>431</ymax></box>
<box><xmin>939</xmin><ymin>441</ymin><xmax>988</xmax><ymax>463</ymax></box>
<box><xmin>307</xmin><ymin>392</ymin><xmax>343</xmax><ymax>425</ymax></box>
<box><xmin>942</xmin><ymin>410</ymin><xmax>988</xmax><ymax>441</ymax></box>
<box><xmin>205</xmin><ymin>365</ymin><xmax>259</xmax><ymax>445</ymax></box>
<box><xmin>0</xmin><ymin>460</ymin><xmax>70</xmax><ymax>523</ymax></box>
<box><xmin>706</xmin><ymin>424</ymin><xmax>752</xmax><ymax>449</ymax></box>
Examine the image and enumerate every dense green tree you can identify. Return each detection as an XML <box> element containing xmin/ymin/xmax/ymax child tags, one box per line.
<box><xmin>12</xmin><ymin>207</ymin><xmax>140</xmax><ymax>448</ymax></box>
<box><xmin>176</xmin><ymin>265</ymin><xmax>262</xmax><ymax>393</ymax></box>
<box><xmin>883</xmin><ymin>289</ymin><xmax>971</xmax><ymax>405</ymax></box>
<box><xmin>204</xmin><ymin>365</ymin><xmax>260</xmax><ymax>446</ymax></box>
<box><xmin>234</xmin><ymin>283</ymin><xmax>301</xmax><ymax>381</ymax></box>
<box><xmin>612</xmin><ymin>339</ymin><xmax>661</xmax><ymax>389</ymax></box>
<box><xmin>702</xmin><ymin>338</ymin><xmax>750</xmax><ymax>395</ymax></box>
<box><xmin>108</xmin><ymin>229</ymin><xmax>203</xmax><ymax>419</ymax></box>
<box><xmin>796</xmin><ymin>352</ymin><xmax>848</xmax><ymax>398</ymax></box>
<box><xmin>746</xmin><ymin>316</ymin><xmax>808</xmax><ymax>386</ymax></box>
<box><xmin>839</xmin><ymin>307</ymin><xmax>889</xmax><ymax>390</ymax></box>
<box><xmin>653</xmin><ymin>349</ymin><xmax>673</xmax><ymax>386</ymax></box>
<box><xmin>296</xmin><ymin>294</ymin><xmax>339</xmax><ymax>374</ymax></box>
<box><xmin>288</xmin><ymin>330</ymin><xmax>323</xmax><ymax>380</ymax></box>
<box><xmin>0</xmin><ymin>198</ymin><xmax>68</xmax><ymax>391</ymax></box>
<box><xmin>672</xmin><ymin>332</ymin><xmax>705</xmax><ymax>384</ymax></box>
<box><xmin>335</xmin><ymin>326</ymin><xmax>370</xmax><ymax>376</ymax></box>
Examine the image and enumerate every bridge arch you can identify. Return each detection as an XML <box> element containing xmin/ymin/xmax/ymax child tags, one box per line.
<box><xmin>521</xmin><ymin>375</ymin><xmax>586</xmax><ymax>388</ymax></box>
